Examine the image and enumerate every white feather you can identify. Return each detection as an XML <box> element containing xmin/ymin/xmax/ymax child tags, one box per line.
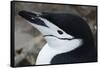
<box><xmin>36</xmin><ymin>43</ymin><xmax>63</xmax><ymax>65</ymax></box>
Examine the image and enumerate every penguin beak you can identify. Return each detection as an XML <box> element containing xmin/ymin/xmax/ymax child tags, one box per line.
<box><xmin>18</xmin><ymin>10</ymin><xmax>48</xmax><ymax>27</ymax></box>
<box><xmin>19</xmin><ymin>10</ymin><xmax>37</xmax><ymax>20</ymax></box>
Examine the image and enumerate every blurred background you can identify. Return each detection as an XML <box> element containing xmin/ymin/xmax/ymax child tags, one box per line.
<box><xmin>14</xmin><ymin>1</ymin><xmax>97</xmax><ymax>66</ymax></box>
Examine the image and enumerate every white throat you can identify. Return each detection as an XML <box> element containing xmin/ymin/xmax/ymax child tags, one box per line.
<box><xmin>36</xmin><ymin>43</ymin><xmax>64</xmax><ymax>65</ymax></box>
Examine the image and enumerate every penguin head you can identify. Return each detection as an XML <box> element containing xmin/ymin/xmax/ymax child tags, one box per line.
<box><xmin>18</xmin><ymin>10</ymin><xmax>94</xmax><ymax>52</ymax></box>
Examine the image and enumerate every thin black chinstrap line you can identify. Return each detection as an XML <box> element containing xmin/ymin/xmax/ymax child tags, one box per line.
<box><xmin>43</xmin><ymin>35</ymin><xmax>74</xmax><ymax>40</ymax></box>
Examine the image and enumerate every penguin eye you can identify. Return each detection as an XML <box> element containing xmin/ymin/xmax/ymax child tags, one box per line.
<box><xmin>57</xmin><ymin>30</ymin><xmax>63</xmax><ymax>35</ymax></box>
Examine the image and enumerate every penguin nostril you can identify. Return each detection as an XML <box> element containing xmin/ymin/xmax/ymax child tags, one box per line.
<box><xmin>57</xmin><ymin>30</ymin><xmax>63</xmax><ymax>35</ymax></box>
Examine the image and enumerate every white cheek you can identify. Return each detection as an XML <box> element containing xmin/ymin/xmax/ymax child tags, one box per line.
<box><xmin>46</xmin><ymin>37</ymin><xmax>82</xmax><ymax>52</ymax></box>
<box><xmin>65</xmin><ymin>39</ymin><xmax>83</xmax><ymax>51</ymax></box>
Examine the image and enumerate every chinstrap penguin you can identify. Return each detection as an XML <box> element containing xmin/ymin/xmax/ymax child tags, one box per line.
<box><xmin>18</xmin><ymin>10</ymin><xmax>97</xmax><ymax>65</ymax></box>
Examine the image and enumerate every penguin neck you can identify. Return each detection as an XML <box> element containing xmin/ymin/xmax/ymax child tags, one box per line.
<box><xmin>36</xmin><ymin>43</ymin><xmax>65</xmax><ymax>65</ymax></box>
